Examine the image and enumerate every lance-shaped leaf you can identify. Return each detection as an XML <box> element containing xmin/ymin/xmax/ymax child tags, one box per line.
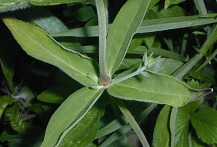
<box><xmin>106</xmin><ymin>0</ymin><xmax>158</xmax><ymax>76</ymax></box>
<box><xmin>2</xmin><ymin>17</ymin><xmax>99</xmax><ymax>87</ymax></box>
<box><xmin>41</xmin><ymin>87</ymin><xmax>104</xmax><ymax>147</ymax></box>
<box><xmin>51</xmin><ymin>14</ymin><xmax>217</xmax><ymax>37</ymax></box>
<box><xmin>108</xmin><ymin>71</ymin><xmax>212</xmax><ymax>107</ymax></box>
<box><xmin>0</xmin><ymin>52</ymin><xmax>15</xmax><ymax>94</ymax></box>
<box><xmin>59</xmin><ymin>106</ymin><xmax>104</xmax><ymax>147</ymax></box>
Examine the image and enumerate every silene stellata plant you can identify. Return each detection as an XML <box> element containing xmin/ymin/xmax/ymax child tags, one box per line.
<box><xmin>0</xmin><ymin>0</ymin><xmax>217</xmax><ymax>146</ymax></box>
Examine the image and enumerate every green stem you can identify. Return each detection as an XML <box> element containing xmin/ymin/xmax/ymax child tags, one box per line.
<box><xmin>111</xmin><ymin>66</ymin><xmax>146</xmax><ymax>85</ymax></box>
<box><xmin>95</xmin><ymin>0</ymin><xmax>108</xmax><ymax>78</ymax></box>
<box><xmin>114</xmin><ymin>98</ymin><xmax>150</xmax><ymax>147</ymax></box>
<box><xmin>170</xmin><ymin>107</ymin><xmax>178</xmax><ymax>147</ymax></box>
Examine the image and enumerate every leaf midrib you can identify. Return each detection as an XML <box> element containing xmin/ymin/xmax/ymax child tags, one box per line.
<box><xmin>112</xmin><ymin>83</ymin><xmax>193</xmax><ymax>98</ymax></box>
<box><xmin>10</xmin><ymin>19</ymin><xmax>87</xmax><ymax>78</ymax></box>
<box><xmin>108</xmin><ymin>0</ymin><xmax>151</xmax><ymax>75</ymax></box>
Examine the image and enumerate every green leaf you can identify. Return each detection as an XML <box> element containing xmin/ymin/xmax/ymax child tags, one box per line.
<box><xmin>73</xmin><ymin>6</ymin><xmax>95</xmax><ymax>22</ymax></box>
<box><xmin>172</xmin><ymin>54</ymin><xmax>203</xmax><ymax>80</ymax></box>
<box><xmin>21</xmin><ymin>7</ymin><xmax>68</xmax><ymax>33</ymax></box>
<box><xmin>197</xmin><ymin>48</ymin><xmax>217</xmax><ymax>71</ymax></box>
<box><xmin>2</xmin><ymin>17</ymin><xmax>99</xmax><ymax>87</ymax></box>
<box><xmin>189</xmin><ymin>135</ymin><xmax>205</xmax><ymax>147</ymax></box>
<box><xmin>157</xmin><ymin>5</ymin><xmax>186</xmax><ymax>18</ymax></box>
<box><xmin>152</xmin><ymin>105</ymin><xmax>171</xmax><ymax>147</ymax></box>
<box><xmin>0</xmin><ymin>48</ymin><xmax>15</xmax><ymax>94</ymax></box>
<box><xmin>171</xmin><ymin>108</ymin><xmax>189</xmax><ymax>147</ymax></box>
<box><xmin>37</xmin><ymin>86</ymin><xmax>72</xmax><ymax>104</ymax></box>
<box><xmin>5</xmin><ymin>104</ymin><xmax>25</xmax><ymax>132</ymax></box>
<box><xmin>29</xmin><ymin>0</ymin><xmax>93</xmax><ymax>5</ymax></box>
<box><xmin>171</xmin><ymin>99</ymin><xmax>203</xmax><ymax>147</ymax></box>
<box><xmin>147</xmin><ymin>58</ymin><xmax>183</xmax><ymax>75</ymax></box>
<box><xmin>200</xmin><ymin>25</ymin><xmax>217</xmax><ymax>55</ymax></box>
<box><xmin>108</xmin><ymin>71</ymin><xmax>210</xmax><ymax>107</ymax></box>
<box><xmin>97</xmin><ymin>103</ymin><xmax>156</xmax><ymax>139</ymax></box>
<box><xmin>59</xmin><ymin>106</ymin><xmax>103</xmax><ymax>147</ymax></box>
<box><xmin>164</xmin><ymin>0</ymin><xmax>186</xmax><ymax>9</ymax></box>
<box><xmin>0</xmin><ymin>96</ymin><xmax>15</xmax><ymax>118</ymax></box>
<box><xmin>128</xmin><ymin>46</ymin><xmax>187</xmax><ymax>62</ymax></box>
<box><xmin>0</xmin><ymin>0</ymin><xmax>30</xmax><ymax>13</ymax></box>
<box><xmin>41</xmin><ymin>87</ymin><xmax>104</xmax><ymax>147</ymax></box>
<box><xmin>106</xmin><ymin>0</ymin><xmax>158</xmax><ymax>76</ymax></box>
<box><xmin>51</xmin><ymin>14</ymin><xmax>217</xmax><ymax>37</ymax></box>
<box><xmin>194</xmin><ymin>0</ymin><xmax>207</xmax><ymax>15</ymax></box>
<box><xmin>190</xmin><ymin>107</ymin><xmax>217</xmax><ymax>144</ymax></box>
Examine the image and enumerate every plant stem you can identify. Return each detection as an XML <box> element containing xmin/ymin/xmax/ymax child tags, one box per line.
<box><xmin>114</xmin><ymin>98</ymin><xmax>150</xmax><ymax>147</ymax></box>
<box><xmin>111</xmin><ymin>67</ymin><xmax>146</xmax><ymax>85</ymax></box>
<box><xmin>95</xmin><ymin>0</ymin><xmax>108</xmax><ymax>78</ymax></box>
<box><xmin>170</xmin><ymin>107</ymin><xmax>178</xmax><ymax>147</ymax></box>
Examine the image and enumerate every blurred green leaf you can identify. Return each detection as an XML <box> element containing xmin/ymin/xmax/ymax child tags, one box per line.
<box><xmin>0</xmin><ymin>95</ymin><xmax>15</xmax><ymax>118</ymax></box>
<box><xmin>29</xmin><ymin>0</ymin><xmax>94</xmax><ymax>5</ymax></box>
<box><xmin>37</xmin><ymin>86</ymin><xmax>72</xmax><ymax>104</ymax></box>
<box><xmin>0</xmin><ymin>48</ymin><xmax>15</xmax><ymax>94</ymax></box>
<box><xmin>118</xmin><ymin>58</ymin><xmax>141</xmax><ymax>71</ymax></box>
<box><xmin>164</xmin><ymin>0</ymin><xmax>186</xmax><ymax>9</ymax></box>
<box><xmin>59</xmin><ymin>106</ymin><xmax>104</xmax><ymax>147</ymax></box>
<box><xmin>157</xmin><ymin>5</ymin><xmax>186</xmax><ymax>18</ymax></box>
<box><xmin>194</xmin><ymin>0</ymin><xmax>207</xmax><ymax>15</ymax></box>
<box><xmin>73</xmin><ymin>6</ymin><xmax>95</xmax><ymax>22</ymax></box>
<box><xmin>0</xmin><ymin>0</ymin><xmax>30</xmax><ymax>13</ymax></box>
<box><xmin>200</xmin><ymin>25</ymin><xmax>217</xmax><ymax>55</ymax></box>
<box><xmin>197</xmin><ymin>48</ymin><xmax>217</xmax><ymax>71</ymax></box>
<box><xmin>128</xmin><ymin>46</ymin><xmax>187</xmax><ymax>62</ymax></box>
<box><xmin>152</xmin><ymin>105</ymin><xmax>171</xmax><ymax>147</ymax></box>
<box><xmin>21</xmin><ymin>7</ymin><xmax>68</xmax><ymax>33</ymax></box>
<box><xmin>173</xmin><ymin>54</ymin><xmax>203</xmax><ymax>80</ymax></box>
<box><xmin>19</xmin><ymin>87</ymin><xmax>34</xmax><ymax>107</ymax></box>
<box><xmin>190</xmin><ymin>107</ymin><xmax>217</xmax><ymax>144</ymax></box>
<box><xmin>189</xmin><ymin>135</ymin><xmax>205</xmax><ymax>147</ymax></box>
<box><xmin>29</xmin><ymin>103</ymin><xmax>53</xmax><ymax>125</ymax></box>
<box><xmin>5</xmin><ymin>104</ymin><xmax>25</xmax><ymax>132</ymax></box>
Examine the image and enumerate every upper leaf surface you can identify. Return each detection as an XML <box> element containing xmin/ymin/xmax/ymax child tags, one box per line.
<box><xmin>41</xmin><ymin>87</ymin><xmax>104</xmax><ymax>147</ymax></box>
<box><xmin>59</xmin><ymin>106</ymin><xmax>103</xmax><ymax>147</ymax></box>
<box><xmin>2</xmin><ymin>17</ymin><xmax>99</xmax><ymax>87</ymax></box>
<box><xmin>190</xmin><ymin>107</ymin><xmax>217</xmax><ymax>144</ymax></box>
<box><xmin>108</xmin><ymin>71</ymin><xmax>209</xmax><ymax>107</ymax></box>
<box><xmin>106</xmin><ymin>0</ymin><xmax>158</xmax><ymax>76</ymax></box>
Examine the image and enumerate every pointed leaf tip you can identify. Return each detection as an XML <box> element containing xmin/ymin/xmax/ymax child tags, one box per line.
<box><xmin>2</xmin><ymin>17</ymin><xmax>99</xmax><ymax>87</ymax></box>
<box><xmin>108</xmin><ymin>71</ymin><xmax>213</xmax><ymax>107</ymax></box>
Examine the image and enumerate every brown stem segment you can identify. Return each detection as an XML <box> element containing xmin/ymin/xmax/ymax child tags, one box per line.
<box><xmin>99</xmin><ymin>75</ymin><xmax>110</xmax><ymax>86</ymax></box>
